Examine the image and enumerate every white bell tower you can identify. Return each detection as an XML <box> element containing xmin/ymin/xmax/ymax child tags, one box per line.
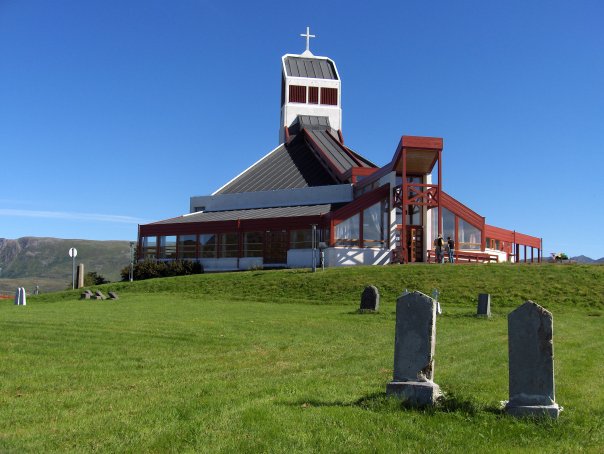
<box><xmin>279</xmin><ymin>27</ymin><xmax>342</xmax><ymax>143</ymax></box>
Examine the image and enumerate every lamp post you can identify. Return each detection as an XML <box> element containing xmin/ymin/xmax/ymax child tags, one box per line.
<box><xmin>311</xmin><ymin>224</ymin><xmax>318</xmax><ymax>272</ymax></box>
<box><xmin>129</xmin><ymin>241</ymin><xmax>135</xmax><ymax>282</ymax></box>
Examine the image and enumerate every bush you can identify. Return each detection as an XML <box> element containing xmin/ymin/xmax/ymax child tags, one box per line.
<box><xmin>84</xmin><ymin>272</ymin><xmax>109</xmax><ymax>286</ymax></box>
<box><xmin>120</xmin><ymin>260</ymin><xmax>203</xmax><ymax>281</ymax></box>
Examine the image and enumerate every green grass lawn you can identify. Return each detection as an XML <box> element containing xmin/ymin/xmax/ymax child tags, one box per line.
<box><xmin>1</xmin><ymin>264</ymin><xmax>603</xmax><ymax>452</ymax></box>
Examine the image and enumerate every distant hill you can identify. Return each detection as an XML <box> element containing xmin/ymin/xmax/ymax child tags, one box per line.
<box><xmin>571</xmin><ymin>255</ymin><xmax>604</xmax><ymax>264</ymax></box>
<box><xmin>0</xmin><ymin>237</ymin><xmax>132</xmax><ymax>293</ymax></box>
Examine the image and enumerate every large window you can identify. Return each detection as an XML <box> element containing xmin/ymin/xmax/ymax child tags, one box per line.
<box><xmin>158</xmin><ymin>236</ymin><xmax>177</xmax><ymax>259</ymax></box>
<box><xmin>290</xmin><ymin>229</ymin><xmax>312</xmax><ymax>249</ymax></box>
<box><xmin>459</xmin><ymin>219</ymin><xmax>481</xmax><ymax>250</ymax></box>
<box><xmin>335</xmin><ymin>213</ymin><xmax>360</xmax><ymax>246</ymax></box>
<box><xmin>363</xmin><ymin>200</ymin><xmax>389</xmax><ymax>248</ymax></box>
<box><xmin>220</xmin><ymin>233</ymin><xmax>238</xmax><ymax>258</ymax></box>
<box><xmin>178</xmin><ymin>235</ymin><xmax>197</xmax><ymax>259</ymax></box>
<box><xmin>142</xmin><ymin>236</ymin><xmax>157</xmax><ymax>259</ymax></box>
<box><xmin>289</xmin><ymin>85</ymin><xmax>306</xmax><ymax>103</ymax></box>
<box><xmin>200</xmin><ymin>234</ymin><xmax>217</xmax><ymax>258</ymax></box>
<box><xmin>243</xmin><ymin>231</ymin><xmax>263</xmax><ymax>257</ymax></box>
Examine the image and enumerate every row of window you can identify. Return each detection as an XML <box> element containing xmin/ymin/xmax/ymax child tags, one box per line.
<box><xmin>432</xmin><ymin>207</ymin><xmax>482</xmax><ymax>250</ymax></box>
<box><xmin>333</xmin><ymin>200</ymin><xmax>389</xmax><ymax>248</ymax></box>
<box><xmin>141</xmin><ymin>229</ymin><xmax>315</xmax><ymax>260</ymax></box>
<box><xmin>289</xmin><ymin>85</ymin><xmax>338</xmax><ymax>105</ymax></box>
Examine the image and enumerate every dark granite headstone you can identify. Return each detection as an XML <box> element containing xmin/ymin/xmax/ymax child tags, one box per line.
<box><xmin>477</xmin><ymin>293</ymin><xmax>491</xmax><ymax>317</ymax></box>
<box><xmin>505</xmin><ymin>301</ymin><xmax>560</xmax><ymax>418</ymax></box>
<box><xmin>360</xmin><ymin>285</ymin><xmax>379</xmax><ymax>311</ymax></box>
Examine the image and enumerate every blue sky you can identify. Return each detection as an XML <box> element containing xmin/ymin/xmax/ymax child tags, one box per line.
<box><xmin>1</xmin><ymin>0</ymin><xmax>603</xmax><ymax>258</ymax></box>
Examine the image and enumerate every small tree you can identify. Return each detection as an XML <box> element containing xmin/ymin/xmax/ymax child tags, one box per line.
<box><xmin>120</xmin><ymin>260</ymin><xmax>203</xmax><ymax>281</ymax></box>
<box><xmin>84</xmin><ymin>271</ymin><xmax>109</xmax><ymax>286</ymax></box>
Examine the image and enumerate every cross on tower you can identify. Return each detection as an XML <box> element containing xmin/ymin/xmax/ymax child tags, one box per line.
<box><xmin>300</xmin><ymin>26</ymin><xmax>316</xmax><ymax>53</ymax></box>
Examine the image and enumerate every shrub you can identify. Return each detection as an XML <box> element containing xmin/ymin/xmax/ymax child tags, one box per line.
<box><xmin>120</xmin><ymin>260</ymin><xmax>203</xmax><ymax>281</ymax></box>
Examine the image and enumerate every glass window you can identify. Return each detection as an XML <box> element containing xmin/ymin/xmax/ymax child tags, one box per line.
<box><xmin>243</xmin><ymin>231</ymin><xmax>263</xmax><ymax>257</ymax></box>
<box><xmin>290</xmin><ymin>229</ymin><xmax>312</xmax><ymax>249</ymax></box>
<box><xmin>158</xmin><ymin>236</ymin><xmax>177</xmax><ymax>259</ymax></box>
<box><xmin>363</xmin><ymin>200</ymin><xmax>388</xmax><ymax>248</ymax></box>
<box><xmin>335</xmin><ymin>213</ymin><xmax>360</xmax><ymax>246</ymax></box>
<box><xmin>142</xmin><ymin>236</ymin><xmax>157</xmax><ymax>259</ymax></box>
<box><xmin>178</xmin><ymin>235</ymin><xmax>197</xmax><ymax>259</ymax></box>
<box><xmin>200</xmin><ymin>234</ymin><xmax>217</xmax><ymax>258</ymax></box>
<box><xmin>459</xmin><ymin>219</ymin><xmax>481</xmax><ymax>250</ymax></box>
<box><xmin>442</xmin><ymin>208</ymin><xmax>455</xmax><ymax>244</ymax></box>
<box><xmin>220</xmin><ymin>233</ymin><xmax>238</xmax><ymax>258</ymax></box>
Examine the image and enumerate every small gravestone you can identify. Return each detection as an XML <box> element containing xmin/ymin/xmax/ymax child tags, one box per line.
<box><xmin>477</xmin><ymin>293</ymin><xmax>491</xmax><ymax>317</ymax></box>
<box><xmin>80</xmin><ymin>290</ymin><xmax>93</xmax><ymax>300</ymax></box>
<box><xmin>14</xmin><ymin>287</ymin><xmax>26</xmax><ymax>306</ymax></box>
<box><xmin>108</xmin><ymin>292</ymin><xmax>119</xmax><ymax>300</ymax></box>
<box><xmin>505</xmin><ymin>301</ymin><xmax>560</xmax><ymax>418</ymax></box>
<box><xmin>360</xmin><ymin>285</ymin><xmax>379</xmax><ymax>311</ymax></box>
<box><xmin>386</xmin><ymin>291</ymin><xmax>441</xmax><ymax>406</ymax></box>
<box><xmin>94</xmin><ymin>290</ymin><xmax>106</xmax><ymax>300</ymax></box>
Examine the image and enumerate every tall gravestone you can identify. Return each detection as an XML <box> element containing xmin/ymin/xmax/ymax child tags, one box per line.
<box><xmin>76</xmin><ymin>264</ymin><xmax>85</xmax><ymax>289</ymax></box>
<box><xmin>505</xmin><ymin>301</ymin><xmax>560</xmax><ymax>418</ymax></box>
<box><xmin>477</xmin><ymin>293</ymin><xmax>491</xmax><ymax>317</ymax></box>
<box><xmin>386</xmin><ymin>291</ymin><xmax>441</xmax><ymax>406</ymax></box>
<box><xmin>360</xmin><ymin>285</ymin><xmax>379</xmax><ymax>311</ymax></box>
<box><xmin>14</xmin><ymin>287</ymin><xmax>26</xmax><ymax>306</ymax></box>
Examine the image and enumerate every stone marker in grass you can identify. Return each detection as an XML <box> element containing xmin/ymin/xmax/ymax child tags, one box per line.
<box><xmin>108</xmin><ymin>291</ymin><xmax>119</xmax><ymax>300</ymax></box>
<box><xmin>477</xmin><ymin>293</ymin><xmax>491</xmax><ymax>317</ymax></box>
<box><xmin>94</xmin><ymin>290</ymin><xmax>106</xmax><ymax>300</ymax></box>
<box><xmin>505</xmin><ymin>301</ymin><xmax>560</xmax><ymax>418</ymax></box>
<box><xmin>80</xmin><ymin>290</ymin><xmax>93</xmax><ymax>300</ymax></box>
<box><xmin>14</xmin><ymin>287</ymin><xmax>26</xmax><ymax>306</ymax></box>
<box><xmin>386</xmin><ymin>291</ymin><xmax>441</xmax><ymax>406</ymax></box>
<box><xmin>360</xmin><ymin>285</ymin><xmax>379</xmax><ymax>312</ymax></box>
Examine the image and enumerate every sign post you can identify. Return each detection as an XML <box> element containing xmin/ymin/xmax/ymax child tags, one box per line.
<box><xmin>69</xmin><ymin>247</ymin><xmax>78</xmax><ymax>289</ymax></box>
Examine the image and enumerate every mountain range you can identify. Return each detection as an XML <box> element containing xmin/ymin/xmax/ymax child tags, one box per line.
<box><xmin>0</xmin><ymin>237</ymin><xmax>132</xmax><ymax>293</ymax></box>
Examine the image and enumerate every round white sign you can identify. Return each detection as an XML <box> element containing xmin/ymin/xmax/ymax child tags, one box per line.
<box><xmin>68</xmin><ymin>247</ymin><xmax>78</xmax><ymax>258</ymax></box>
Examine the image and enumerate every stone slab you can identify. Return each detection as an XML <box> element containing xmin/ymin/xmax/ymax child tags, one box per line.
<box><xmin>386</xmin><ymin>381</ymin><xmax>441</xmax><ymax>406</ymax></box>
<box><xmin>505</xmin><ymin>403</ymin><xmax>560</xmax><ymax>419</ymax></box>
<box><xmin>108</xmin><ymin>292</ymin><xmax>119</xmax><ymax>300</ymax></box>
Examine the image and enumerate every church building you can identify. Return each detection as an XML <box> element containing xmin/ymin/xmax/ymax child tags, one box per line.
<box><xmin>137</xmin><ymin>29</ymin><xmax>542</xmax><ymax>270</ymax></box>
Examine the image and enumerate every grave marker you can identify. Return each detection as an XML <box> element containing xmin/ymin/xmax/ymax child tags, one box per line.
<box><xmin>477</xmin><ymin>293</ymin><xmax>491</xmax><ymax>317</ymax></box>
<box><xmin>360</xmin><ymin>285</ymin><xmax>379</xmax><ymax>311</ymax></box>
<box><xmin>505</xmin><ymin>301</ymin><xmax>560</xmax><ymax>418</ymax></box>
<box><xmin>386</xmin><ymin>291</ymin><xmax>441</xmax><ymax>406</ymax></box>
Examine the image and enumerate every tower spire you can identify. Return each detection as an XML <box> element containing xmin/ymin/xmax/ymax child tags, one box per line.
<box><xmin>300</xmin><ymin>26</ymin><xmax>316</xmax><ymax>56</ymax></box>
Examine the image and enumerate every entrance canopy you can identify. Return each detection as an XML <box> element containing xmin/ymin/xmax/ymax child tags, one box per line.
<box><xmin>390</xmin><ymin>136</ymin><xmax>442</xmax><ymax>175</ymax></box>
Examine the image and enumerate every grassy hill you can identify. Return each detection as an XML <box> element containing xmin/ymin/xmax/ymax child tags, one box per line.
<box><xmin>0</xmin><ymin>237</ymin><xmax>132</xmax><ymax>293</ymax></box>
<box><xmin>1</xmin><ymin>264</ymin><xmax>603</xmax><ymax>452</ymax></box>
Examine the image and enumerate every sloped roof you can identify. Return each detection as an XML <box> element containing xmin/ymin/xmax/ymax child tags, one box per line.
<box><xmin>214</xmin><ymin>116</ymin><xmax>376</xmax><ymax>195</ymax></box>
<box><xmin>214</xmin><ymin>136</ymin><xmax>338</xmax><ymax>195</ymax></box>
<box><xmin>150</xmin><ymin>204</ymin><xmax>336</xmax><ymax>225</ymax></box>
<box><xmin>283</xmin><ymin>56</ymin><xmax>338</xmax><ymax>79</ymax></box>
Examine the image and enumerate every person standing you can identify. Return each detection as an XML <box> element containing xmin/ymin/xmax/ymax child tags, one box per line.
<box><xmin>447</xmin><ymin>236</ymin><xmax>455</xmax><ymax>263</ymax></box>
<box><xmin>435</xmin><ymin>234</ymin><xmax>444</xmax><ymax>263</ymax></box>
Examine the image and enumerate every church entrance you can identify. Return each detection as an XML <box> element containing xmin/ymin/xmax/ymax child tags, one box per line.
<box><xmin>264</xmin><ymin>230</ymin><xmax>287</xmax><ymax>264</ymax></box>
<box><xmin>407</xmin><ymin>226</ymin><xmax>423</xmax><ymax>263</ymax></box>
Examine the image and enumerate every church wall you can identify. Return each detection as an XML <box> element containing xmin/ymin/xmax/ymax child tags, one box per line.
<box><xmin>191</xmin><ymin>185</ymin><xmax>353</xmax><ymax>213</ymax></box>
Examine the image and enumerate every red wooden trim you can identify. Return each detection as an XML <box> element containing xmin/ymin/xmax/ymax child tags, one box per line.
<box><xmin>440</xmin><ymin>191</ymin><xmax>484</xmax><ymax>230</ymax></box>
<box><xmin>337</xmin><ymin>129</ymin><xmax>344</xmax><ymax>144</ymax></box>
<box><xmin>484</xmin><ymin>224</ymin><xmax>541</xmax><ymax>248</ymax></box>
<box><xmin>402</xmin><ymin>136</ymin><xmax>443</xmax><ymax>150</ymax></box>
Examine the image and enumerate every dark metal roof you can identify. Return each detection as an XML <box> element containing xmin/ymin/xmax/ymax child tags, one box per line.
<box><xmin>284</xmin><ymin>57</ymin><xmax>338</xmax><ymax>79</ymax></box>
<box><xmin>305</xmin><ymin>129</ymin><xmax>359</xmax><ymax>174</ymax></box>
<box><xmin>150</xmin><ymin>204</ymin><xmax>335</xmax><ymax>225</ymax></box>
<box><xmin>215</xmin><ymin>136</ymin><xmax>338</xmax><ymax>194</ymax></box>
